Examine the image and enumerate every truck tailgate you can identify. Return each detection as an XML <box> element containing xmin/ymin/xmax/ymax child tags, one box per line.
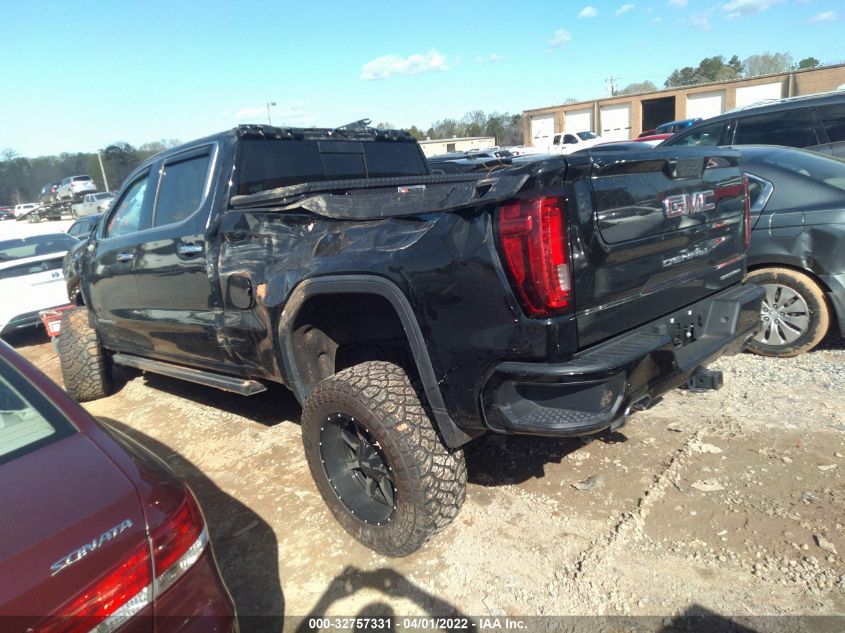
<box><xmin>569</xmin><ymin>148</ymin><xmax>748</xmax><ymax>348</ymax></box>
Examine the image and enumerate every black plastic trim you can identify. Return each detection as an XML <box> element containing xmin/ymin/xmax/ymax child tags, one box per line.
<box><xmin>277</xmin><ymin>275</ymin><xmax>477</xmax><ymax>448</ymax></box>
<box><xmin>482</xmin><ymin>283</ymin><xmax>764</xmax><ymax>437</ymax></box>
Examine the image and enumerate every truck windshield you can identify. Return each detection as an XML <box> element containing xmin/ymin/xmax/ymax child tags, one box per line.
<box><xmin>236</xmin><ymin>138</ymin><xmax>430</xmax><ymax>195</ymax></box>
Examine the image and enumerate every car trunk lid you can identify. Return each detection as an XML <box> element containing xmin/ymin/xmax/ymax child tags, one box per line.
<box><xmin>0</xmin><ymin>433</ymin><xmax>150</xmax><ymax>631</ymax></box>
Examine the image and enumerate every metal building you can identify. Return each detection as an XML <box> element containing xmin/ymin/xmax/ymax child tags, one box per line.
<box><xmin>523</xmin><ymin>63</ymin><xmax>845</xmax><ymax>148</ymax></box>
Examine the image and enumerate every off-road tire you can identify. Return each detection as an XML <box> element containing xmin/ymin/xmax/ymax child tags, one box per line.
<box><xmin>301</xmin><ymin>361</ymin><xmax>467</xmax><ymax>556</ymax></box>
<box><xmin>746</xmin><ymin>267</ymin><xmax>830</xmax><ymax>358</ymax></box>
<box><xmin>58</xmin><ymin>307</ymin><xmax>113</xmax><ymax>402</ymax></box>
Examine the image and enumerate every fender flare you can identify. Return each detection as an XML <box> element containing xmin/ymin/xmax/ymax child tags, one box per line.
<box><xmin>277</xmin><ymin>275</ymin><xmax>476</xmax><ymax>448</ymax></box>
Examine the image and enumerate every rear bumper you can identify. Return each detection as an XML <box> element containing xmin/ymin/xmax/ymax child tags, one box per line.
<box><xmin>0</xmin><ymin>307</ymin><xmax>65</xmax><ymax>336</ymax></box>
<box><xmin>481</xmin><ymin>283</ymin><xmax>764</xmax><ymax>436</ymax></box>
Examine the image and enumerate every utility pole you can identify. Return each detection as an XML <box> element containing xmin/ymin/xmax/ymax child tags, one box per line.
<box><xmin>97</xmin><ymin>150</ymin><xmax>110</xmax><ymax>192</ymax></box>
<box><xmin>605</xmin><ymin>76</ymin><xmax>618</xmax><ymax>97</ymax></box>
<box><xmin>266</xmin><ymin>101</ymin><xmax>277</xmax><ymax>125</ymax></box>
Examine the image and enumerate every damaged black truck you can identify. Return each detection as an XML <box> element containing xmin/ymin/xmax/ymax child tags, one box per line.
<box><xmin>59</xmin><ymin>123</ymin><xmax>763</xmax><ymax>555</ymax></box>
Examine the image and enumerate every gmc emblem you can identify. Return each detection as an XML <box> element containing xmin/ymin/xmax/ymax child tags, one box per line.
<box><xmin>663</xmin><ymin>190</ymin><xmax>715</xmax><ymax>218</ymax></box>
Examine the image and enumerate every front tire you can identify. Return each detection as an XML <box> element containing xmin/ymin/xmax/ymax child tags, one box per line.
<box><xmin>746</xmin><ymin>267</ymin><xmax>830</xmax><ymax>357</ymax></box>
<box><xmin>301</xmin><ymin>361</ymin><xmax>466</xmax><ymax>556</ymax></box>
<box><xmin>58</xmin><ymin>307</ymin><xmax>113</xmax><ymax>402</ymax></box>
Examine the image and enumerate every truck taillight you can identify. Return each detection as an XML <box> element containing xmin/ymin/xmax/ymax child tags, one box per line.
<box><xmin>37</xmin><ymin>490</ymin><xmax>207</xmax><ymax>633</ymax></box>
<box><xmin>742</xmin><ymin>174</ymin><xmax>751</xmax><ymax>250</ymax></box>
<box><xmin>496</xmin><ymin>196</ymin><xmax>572</xmax><ymax>318</ymax></box>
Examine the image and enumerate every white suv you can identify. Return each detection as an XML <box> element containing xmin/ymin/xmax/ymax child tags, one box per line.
<box><xmin>56</xmin><ymin>175</ymin><xmax>97</xmax><ymax>200</ymax></box>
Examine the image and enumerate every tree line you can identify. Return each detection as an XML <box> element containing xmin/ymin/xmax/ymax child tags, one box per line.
<box><xmin>0</xmin><ymin>140</ymin><xmax>179</xmax><ymax>206</ymax></box>
<box><xmin>615</xmin><ymin>53</ymin><xmax>826</xmax><ymax>95</ymax></box>
<box><xmin>378</xmin><ymin>111</ymin><xmax>525</xmax><ymax>147</ymax></box>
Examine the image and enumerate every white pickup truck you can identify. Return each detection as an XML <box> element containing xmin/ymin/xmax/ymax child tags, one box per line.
<box><xmin>71</xmin><ymin>192</ymin><xmax>115</xmax><ymax>217</ymax></box>
<box><xmin>550</xmin><ymin>131</ymin><xmax>604</xmax><ymax>154</ymax></box>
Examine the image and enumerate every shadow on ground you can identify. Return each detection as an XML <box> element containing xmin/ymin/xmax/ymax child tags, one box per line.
<box><xmin>130</xmin><ymin>371</ymin><xmax>302</xmax><ymax>428</ymax></box>
<box><xmin>293</xmin><ymin>566</ymin><xmax>472</xmax><ymax>633</ymax></box>
<box><xmin>463</xmin><ymin>431</ymin><xmax>627</xmax><ymax>487</ymax></box>
<box><xmin>98</xmin><ymin>417</ymin><xmax>285</xmax><ymax>631</ymax></box>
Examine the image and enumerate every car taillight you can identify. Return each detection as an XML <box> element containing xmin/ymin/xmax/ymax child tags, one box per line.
<box><xmin>37</xmin><ymin>543</ymin><xmax>152</xmax><ymax>633</ymax></box>
<box><xmin>496</xmin><ymin>196</ymin><xmax>572</xmax><ymax>318</ymax></box>
<box><xmin>742</xmin><ymin>174</ymin><xmax>751</xmax><ymax>250</ymax></box>
<box><xmin>151</xmin><ymin>489</ymin><xmax>207</xmax><ymax>595</ymax></box>
<box><xmin>37</xmin><ymin>489</ymin><xmax>207</xmax><ymax>633</ymax></box>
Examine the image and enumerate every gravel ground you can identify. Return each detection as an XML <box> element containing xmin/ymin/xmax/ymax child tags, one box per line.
<box><xmin>6</xmin><ymin>329</ymin><xmax>844</xmax><ymax>630</ymax></box>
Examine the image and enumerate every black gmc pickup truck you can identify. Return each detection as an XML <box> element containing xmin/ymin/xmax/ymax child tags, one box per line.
<box><xmin>59</xmin><ymin>123</ymin><xmax>763</xmax><ymax>555</ymax></box>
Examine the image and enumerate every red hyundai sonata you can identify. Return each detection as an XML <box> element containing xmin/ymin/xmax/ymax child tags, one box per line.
<box><xmin>0</xmin><ymin>340</ymin><xmax>237</xmax><ymax>632</ymax></box>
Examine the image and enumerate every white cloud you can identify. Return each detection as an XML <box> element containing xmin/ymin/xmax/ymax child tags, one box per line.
<box><xmin>689</xmin><ymin>12</ymin><xmax>712</xmax><ymax>28</ymax></box>
<box><xmin>615</xmin><ymin>3</ymin><xmax>635</xmax><ymax>15</ymax></box>
<box><xmin>720</xmin><ymin>0</ymin><xmax>783</xmax><ymax>16</ymax></box>
<box><xmin>668</xmin><ymin>0</ymin><xmax>687</xmax><ymax>7</ymax></box>
<box><xmin>578</xmin><ymin>5</ymin><xmax>598</xmax><ymax>18</ymax></box>
<box><xmin>475</xmin><ymin>53</ymin><xmax>509</xmax><ymax>63</ymax></box>
<box><xmin>808</xmin><ymin>10</ymin><xmax>837</xmax><ymax>22</ymax></box>
<box><xmin>360</xmin><ymin>50</ymin><xmax>449</xmax><ymax>80</ymax></box>
<box><xmin>651</xmin><ymin>15</ymin><xmax>664</xmax><ymax>22</ymax></box>
<box><xmin>548</xmin><ymin>29</ymin><xmax>572</xmax><ymax>48</ymax></box>
<box><xmin>235</xmin><ymin>101</ymin><xmax>316</xmax><ymax>126</ymax></box>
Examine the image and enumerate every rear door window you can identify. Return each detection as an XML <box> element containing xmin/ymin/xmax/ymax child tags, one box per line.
<box><xmin>0</xmin><ymin>235</ymin><xmax>78</xmax><ymax>262</ymax></box>
<box><xmin>153</xmin><ymin>150</ymin><xmax>212</xmax><ymax>227</ymax></box>
<box><xmin>0</xmin><ymin>256</ymin><xmax>64</xmax><ymax>281</ymax></box>
<box><xmin>0</xmin><ymin>357</ymin><xmax>75</xmax><ymax>466</ymax></box>
<box><xmin>817</xmin><ymin>103</ymin><xmax>845</xmax><ymax>143</ymax></box>
<box><xmin>763</xmin><ymin>148</ymin><xmax>845</xmax><ymax>193</ymax></box>
<box><xmin>733</xmin><ymin>108</ymin><xmax>822</xmax><ymax>147</ymax></box>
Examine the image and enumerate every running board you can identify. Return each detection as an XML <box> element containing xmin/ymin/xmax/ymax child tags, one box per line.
<box><xmin>111</xmin><ymin>354</ymin><xmax>267</xmax><ymax>396</ymax></box>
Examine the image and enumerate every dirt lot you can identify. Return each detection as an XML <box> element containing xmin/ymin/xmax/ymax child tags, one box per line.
<box><xmin>7</xmin><ymin>328</ymin><xmax>845</xmax><ymax>629</ymax></box>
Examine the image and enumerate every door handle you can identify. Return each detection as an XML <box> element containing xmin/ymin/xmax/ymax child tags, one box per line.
<box><xmin>116</xmin><ymin>252</ymin><xmax>133</xmax><ymax>262</ymax></box>
<box><xmin>177</xmin><ymin>244</ymin><xmax>204</xmax><ymax>257</ymax></box>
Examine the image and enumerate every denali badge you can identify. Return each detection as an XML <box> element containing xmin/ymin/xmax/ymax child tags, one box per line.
<box><xmin>50</xmin><ymin>518</ymin><xmax>134</xmax><ymax>575</ymax></box>
<box><xmin>663</xmin><ymin>190</ymin><xmax>715</xmax><ymax>218</ymax></box>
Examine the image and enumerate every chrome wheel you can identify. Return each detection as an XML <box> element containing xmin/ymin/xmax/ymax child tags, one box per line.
<box><xmin>755</xmin><ymin>283</ymin><xmax>810</xmax><ymax>346</ymax></box>
<box><xmin>319</xmin><ymin>413</ymin><xmax>395</xmax><ymax>525</ymax></box>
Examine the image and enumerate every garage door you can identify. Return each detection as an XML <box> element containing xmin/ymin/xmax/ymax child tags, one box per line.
<box><xmin>530</xmin><ymin>114</ymin><xmax>555</xmax><ymax>149</ymax></box>
<box><xmin>564</xmin><ymin>107</ymin><xmax>593</xmax><ymax>134</ymax></box>
<box><xmin>735</xmin><ymin>82</ymin><xmax>783</xmax><ymax>109</ymax></box>
<box><xmin>600</xmin><ymin>103</ymin><xmax>631</xmax><ymax>141</ymax></box>
<box><xmin>687</xmin><ymin>90</ymin><xmax>725</xmax><ymax>120</ymax></box>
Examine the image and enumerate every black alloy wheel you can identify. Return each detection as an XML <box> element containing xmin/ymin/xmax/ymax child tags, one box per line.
<box><xmin>319</xmin><ymin>412</ymin><xmax>395</xmax><ymax>526</ymax></box>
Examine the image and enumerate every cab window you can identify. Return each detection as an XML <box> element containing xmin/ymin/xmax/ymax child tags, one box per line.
<box><xmin>105</xmin><ymin>172</ymin><xmax>150</xmax><ymax>238</ymax></box>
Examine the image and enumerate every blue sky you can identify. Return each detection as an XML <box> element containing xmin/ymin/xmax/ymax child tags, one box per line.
<box><xmin>1</xmin><ymin>0</ymin><xmax>842</xmax><ymax>157</ymax></box>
